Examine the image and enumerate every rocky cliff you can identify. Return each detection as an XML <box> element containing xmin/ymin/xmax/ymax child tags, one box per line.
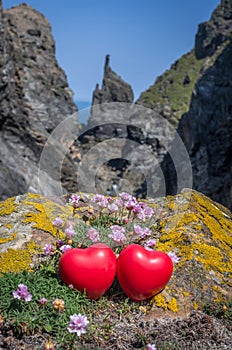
<box><xmin>0</xmin><ymin>2</ymin><xmax>81</xmax><ymax>200</ymax></box>
<box><xmin>82</xmin><ymin>0</ymin><xmax>232</xmax><ymax>209</ymax></box>
<box><xmin>163</xmin><ymin>0</ymin><xmax>232</xmax><ymax>209</ymax></box>
<box><xmin>91</xmin><ymin>54</ymin><xmax>134</xmax><ymax>106</ymax></box>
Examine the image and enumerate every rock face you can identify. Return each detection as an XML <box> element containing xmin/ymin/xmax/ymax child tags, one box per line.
<box><xmin>81</xmin><ymin>0</ymin><xmax>232</xmax><ymax>209</ymax></box>
<box><xmin>164</xmin><ymin>0</ymin><xmax>232</xmax><ymax>209</ymax></box>
<box><xmin>91</xmin><ymin>54</ymin><xmax>134</xmax><ymax>106</ymax></box>
<box><xmin>195</xmin><ymin>0</ymin><xmax>232</xmax><ymax>59</ymax></box>
<box><xmin>0</xmin><ymin>2</ymin><xmax>81</xmax><ymax>200</ymax></box>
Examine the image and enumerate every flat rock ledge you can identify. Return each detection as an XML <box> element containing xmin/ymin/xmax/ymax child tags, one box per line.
<box><xmin>0</xmin><ymin>189</ymin><xmax>231</xmax><ymax>317</ymax></box>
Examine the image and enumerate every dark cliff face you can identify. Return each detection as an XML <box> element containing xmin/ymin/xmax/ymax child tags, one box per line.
<box><xmin>91</xmin><ymin>54</ymin><xmax>134</xmax><ymax>106</ymax></box>
<box><xmin>177</xmin><ymin>41</ymin><xmax>232</xmax><ymax>209</ymax></box>
<box><xmin>181</xmin><ymin>0</ymin><xmax>232</xmax><ymax>209</ymax></box>
<box><xmin>0</xmin><ymin>2</ymin><xmax>81</xmax><ymax>199</ymax></box>
<box><xmin>195</xmin><ymin>0</ymin><xmax>232</xmax><ymax>59</ymax></box>
<box><xmin>163</xmin><ymin>0</ymin><xmax>232</xmax><ymax>209</ymax></box>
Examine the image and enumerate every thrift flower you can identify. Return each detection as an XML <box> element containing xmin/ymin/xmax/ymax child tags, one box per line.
<box><xmin>67</xmin><ymin>313</ymin><xmax>89</xmax><ymax>336</ymax></box>
<box><xmin>92</xmin><ymin>194</ymin><xmax>107</xmax><ymax>208</ymax></box>
<box><xmin>56</xmin><ymin>239</ymin><xmax>65</xmax><ymax>248</ymax></box>
<box><xmin>52</xmin><ymin>217</ymin><xmax>64</xmax><ymax>227</ymax></box>
<box><xmin>109</xmin><ymin>225</ymin><xmax>126</xmax><ymax>245</ymax></box>
<box><xmin>132</xmin><ymin>204</ymin><xmax>143</xmax><ymax>215</ymax></box>
<box><xmin>145</xmin><ymin>239</ymin><xmax>156</xmax><ymax>248</ymax></box>
<box><xmin>168</xmin><ymin>251</ymin><xmax>180</xmax><ymax>264</ymax></box>
<box><xmin>87</xmin><ymin>228</ymin><xmax>100</xmax><ymax>242</ymax></box>
<box><xmin>125</xmin><ymin>197</ymin><xmax>137</xmax><ymax>210</ymax></box>
<box><xmin>119</xmin><ymin>192</ymin><xmax>131</xmax><ymax>202</ymax></box>
<box><xmin>143</xmin><ymin>204</ymin><xmax>154</xmax><ymax>218</ymax></box>
<box><xmin>60</xmin><ymin>244</ymin><xmax>72</xmax><ymax>253</ymax></box>
<box><xmin>70</xmin><ymin>194</ymin><xmax>80</xmax><ymax>209</ymax></box>
<box><xmin>133</xmin><ymin>224</ymin><xmax>151</xmax><ymax>238</ymax></box>
<box><xmin>52</xmin><ymin>299</ymin><xmax>65</xmax><ymax>312</ymax></box>
<box><xmin>43</xmin><ymin>244</ymin><xmax>54</xmax><ymax>256</ymax></box>
<box><xmin>64</xmin><ymin>228</ymin><xmax>75</xmax><ymax>239</ymax></box>
<box><xmin>147</xmin><ymin>344</ymin><xmax>157</xmax><ymax>350</ymax></box>
<box><xmin>39</xmin><ymin>297</ymin><xmax>47</xmax><ymax>306</ymax></box>
<box><xmin>13</xmin><ymin>284</ymin><xmax>32</xmax><ymax>302</ymax></box>
<box><xmin>108</xmin><ymin>202</ymin><xmax>119</xmax><ymax>213</ymax></box>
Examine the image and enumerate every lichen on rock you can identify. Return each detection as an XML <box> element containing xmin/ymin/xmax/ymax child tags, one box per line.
<box><xmin>0</xmin><ymin>189</ymin><xmax>231</xmax><ymax>316</ymax></box>
<box><xmin>0</xmin><ymin>192</ymin><xmax>73</xmax><ymax>274</ymax></box>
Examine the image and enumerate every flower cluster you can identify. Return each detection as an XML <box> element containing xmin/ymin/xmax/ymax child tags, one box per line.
<box><xmin>49</xmin><ymin>192</ymin><xmax>180</xmax><ymax>264</ymax></box>
<box><xmin>12</xmin><ymin>284</ymin><xmax>89</xmax><ymax>342</ymax></box>
<box><xmin>67</xmin><ymin>313</ymin><xmax>89</xmax><ymax>336</ymax></box>
<box><xmin>13</xmin><ymin>284</ymin><xmax>32</xmax><ymax>302</ymax></box>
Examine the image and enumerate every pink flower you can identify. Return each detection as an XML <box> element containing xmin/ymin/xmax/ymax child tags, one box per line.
<box><xmin>64</xmin><ymin>228</ymin><xmax>75</xmax><ymax>239</ymax></box>
<box><xmin>39</xmin><ymin>297</ymin><xmax>47</xmax><ymax>305</ymax></box>
<box><xmin>147</xmin><ymin>344</ymin><xmax>156</xmax><ymax>350</ymax></box>
<box><xmin>168</xmin><ymin>251</ymin><xmax>180</xmax><ymax>263</ymax></box>
<box><xmin>145</xmin><ymin>239</ymin><xmax>156</xmax><ymax>248</ymax></box>
<box><xmin>108</xmin><ymin>202</ymin><xmax>119</xmax><ymax>213</ymax></box>
<box><xmin>67</xmin><ymin>313</ymin><xmax>89</xmax><ymax>336</ymax></box>
<box><xmin>125</xmin><ymin>197</ymin><xmax>137</xmax><ymax>210</ymax></box>
<box><xmin>132</xmin><ymin>204</ymin><xmax>143</xmax><ymax>215</ymax></box>
<box><xmin>119</xmin><ymin>192</ymin><xmax>131</xmax><ymax>202</ymax></box>
<box><xmin>109</xmin><ymin>225</ymin><xmax>126</xmax><ymax>245</ymax></box>
<box><xmin>52</xmin><ymin>217</ymin><xmax>64</xmax><ymax>227</ymax></box>
<box><xmin>13</xmin><ymin>284</ymin><xmax>32</xmax><ymax>302</ymax></box>
<box><xmin>43</xmin><ymin>244</ymin><xmax>54</xmax><ymax>256</ymax></box>
<box><xmin>143</xmin><ymin>204</ymin><xmax>154</xmax><ymax>218</ymax></box>
<box><xmin>87</xmin><ymin>228</ymin><xmax>100</xmax><ymax>242</ymax></box>
<box><xmin>133</xmin><ymin>224</ymin><xmax>151</xmax><ymax>238</ymax></box>
<box><xmin>60</xmin><ymin>245</ymin><xmax>72</xmax><ymax>253</ymax></box>
<box><xmin>70</xmin><ymin>194</ymin><xmax>80</xmax><ymax>207</ymax></box>
<box><xmin>92</xmin><ymin>194</ymin><xmax>107</xmax><ymax>208</ymax></box>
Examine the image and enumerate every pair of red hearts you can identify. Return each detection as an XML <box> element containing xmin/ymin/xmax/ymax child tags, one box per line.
<box><xmin>58</xmin><ymin>243</ymin><xmax>173</xmax><ymax>301</ymax></box>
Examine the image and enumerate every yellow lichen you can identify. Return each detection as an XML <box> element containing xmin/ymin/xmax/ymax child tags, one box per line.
<box><xmin>156</xmin><ymin>190</ymin><xmax>232</xmax><ymax>280</ymax></box>
<box><xmin>0</xmin><ymin>197</ymin><xmax>17</xmax><ymax>216</ymax></box>
<box><xmin>22</xmin><ymin>193</ymin><xmax>72</xmax><ymax>238</ymax></box>
<box><xmin>167</xmin><ymin>297</ymin><xmax>178</xmax><ymax>312</ymax></box>
<box><xmin>5</xmin><ymin>224</ymin><xmax>13</xmax><ymax>229</ymax></box>
<box><xmin>152</xmin><ymin>293</ymin><xmax>178</xmax><ymax>312</ymax></box>
<box><xmin>0</xmin><ymin>233</ymin><xmax>17</xmax><ymax>244</ymax></box>
<box><xmin>193</xmin><ymin>301</ymin><xmax>198</xmax><ymax>310</ymax></box>
<box><xmin>0</xmin><ymin>240</ymin><xmax>39</xmax><ymax>275</ymax></box>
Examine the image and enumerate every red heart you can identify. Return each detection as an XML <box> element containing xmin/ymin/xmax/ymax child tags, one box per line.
<box><xmin>117</xmin><ymin>244</ymin><xmax>173</xmax><ymax>301</ymax></box>
<box><xmin>58</xmin><ymin>243</ymin><xmax>117</xmax><ymax>300</ymax></box>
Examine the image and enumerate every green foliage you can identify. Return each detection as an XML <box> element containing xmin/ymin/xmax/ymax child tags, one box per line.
<box><xmin>0</xmin><ymin>269</ymin><xmax>92</xmax><ymax>347</ymax></box>
<box><xmin>137</xmin><ymin>50</ymin><xmax>205</xmax><ymax>125</ymax></box>
<box><xmin>202</xmin><ymin>300</ymin><xmax>232</xmax><ymax>326</ymax></box>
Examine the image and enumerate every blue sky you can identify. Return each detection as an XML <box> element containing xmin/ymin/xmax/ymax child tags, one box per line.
<box><xmin>3</xmin><ymin>0</ymin><xmax>220</xmax><ymax>103</ymax></box>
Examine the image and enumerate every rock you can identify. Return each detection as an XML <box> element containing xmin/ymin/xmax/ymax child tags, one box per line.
<box><xmin>0</xmin><ymin>189</ymin><xmax>231</xmax><ymax>315</ymax></box>
<box><xmin>195</xmin><ymin>0</ymin><xmax>232</xmax><ymax>59</ymax></box>
<box><xmin>0</xmin><ymin>3</ymin><xmax>81</xmax><ymax>200</ymax></box>
<box><xmin>164</xmin><ymin>11</ymin><xmax>232</xmax><ymax>208</ymax></box>
<box><xmin>80</xmin><ymin>0</ymin><xmax>232</xmax><ymax>206</ymax></box>
<box><xmin>91</xmin><ymin>54</ymin><xmax>134</xmax><ymax>107</ymax></box>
